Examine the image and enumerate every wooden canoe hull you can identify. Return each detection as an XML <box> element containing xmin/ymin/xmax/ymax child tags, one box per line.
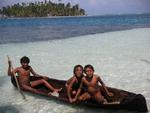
<box><xmin>11</xmin><ymin>76</ymin><xmax>148</xmax><ymax>112</ymax></box>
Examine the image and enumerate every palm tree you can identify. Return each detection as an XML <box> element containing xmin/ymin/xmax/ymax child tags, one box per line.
<box><xmin>1</xmin><ymin>0</ymin><xmax>86</xmax><ymax>17</ymax></box>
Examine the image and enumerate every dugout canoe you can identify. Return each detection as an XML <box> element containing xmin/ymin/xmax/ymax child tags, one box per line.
<box><xmin>11</xmin><ymin>76</ymin><xmax>148</xmax><ymax>112</ymax></box>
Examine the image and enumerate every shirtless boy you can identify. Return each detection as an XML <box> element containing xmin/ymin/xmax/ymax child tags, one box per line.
<box><xmin>8</xmin><ymin>56</ymin><xmax>61</xmax><ymax>95</ymax></box>
<box><xmin>75</xmin><ymin>65</ymin><xmax>113</xmax><ymax>103</ymax></box>
<box><xmin>66</xmin><ymin>65</ymin><xmax>84</xmax><ymax>103</ymax></box>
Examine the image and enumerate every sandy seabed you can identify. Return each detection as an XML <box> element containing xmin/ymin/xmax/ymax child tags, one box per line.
<box><xmin>0</xmin><ymin>28</ymin><xmax>150</xmax><ymax>113</ymax></box>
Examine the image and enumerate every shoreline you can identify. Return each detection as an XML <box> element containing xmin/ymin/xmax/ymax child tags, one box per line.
<box><xmin>1</xmin><ymin>13</ymin><xmax>150</xmax><ymax>20</ymax></box>
<box><xmin>0</xmin><ymin>15</ymin><xmax>87</xmax><ymax>20</ymax></box>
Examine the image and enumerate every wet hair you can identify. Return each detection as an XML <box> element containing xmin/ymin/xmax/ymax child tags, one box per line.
<box><xmin>20</xmin><ymin>56</ymin><xmax>30</xmax><ymax>64</ymax></box>
<box><xmin>84</xmin><ymin>64</ymin><xmax>95</xmax><ymax>72</ymax></box>
<box><xmin>73</xmin><ymin>65</ymin><xmax>83</xmax><ymax>75</ymax></box>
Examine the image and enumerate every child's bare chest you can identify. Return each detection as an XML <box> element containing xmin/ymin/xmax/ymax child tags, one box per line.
<box><xmin>87</xmin><ymin>76</ymin><xmax>98</xmax><ymax>86</ymax></box>
<box><xmin>18</xmin><ymin>68</ymin><xmax>30</xmax><ymax>76</ymax></box>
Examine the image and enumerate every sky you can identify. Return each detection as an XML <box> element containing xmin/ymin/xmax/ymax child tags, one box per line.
<box><xmin>0</xmin><ymin>0</ymin><xmax>150</xmax><ymax>15</ymax></box>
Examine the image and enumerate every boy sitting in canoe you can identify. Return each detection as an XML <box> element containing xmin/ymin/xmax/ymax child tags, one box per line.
<box><xmin>7</xmin><ymin>56</ymin><xmax>61</xmax><ymax>95</ymax></box>
<box><xmin>74</xmin><ymin>64</ymin><xmax>113</xmax><ymax>104</ymax></box>
<box><xmin>66</xmin><ymin>65</ymin><xmax>84</xmax><ymax>103</ymax></box>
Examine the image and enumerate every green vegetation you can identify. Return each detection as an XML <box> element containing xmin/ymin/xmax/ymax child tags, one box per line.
<box><xmin>0</xmin><ymin>0</ymin><xmax>85</xmax><ymax>17</ymax></box>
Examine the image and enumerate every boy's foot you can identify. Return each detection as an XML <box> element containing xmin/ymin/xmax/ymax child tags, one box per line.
<box><xmin>55</xmin><ymin>88</ymin><xmax>62</xmax><ymax>92</ymax></box>
<box><xmin>48</xmin><ymin>91</ymin><xmax>59</xmax><ymax>97</ymax></box>
<box><xmin>103</xmin><ymin>99</ymin><xmax>108</xmax><ymax>104</ymax></box>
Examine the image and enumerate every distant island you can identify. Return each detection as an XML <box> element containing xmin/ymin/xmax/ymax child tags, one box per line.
<box><xmin>0</xmin><ymin>0</ymin><xmax>85</xmax><ymax>17</ymax></box>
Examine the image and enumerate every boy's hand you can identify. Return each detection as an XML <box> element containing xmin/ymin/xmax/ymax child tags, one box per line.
<box><xmin>108</xmin><ymin>92</ymin><xmax>114</xmax><ymax>97</ymax></box>
<box><xmin>65</xmin><ymin>83</ymin><xmax>68</xmax><ymax>87</ymax></box>
<box><xmin>7</xmin><ymin>56</ymin><xmax>12</xmax><ymax>66</ymax></box>
<box><xmin>69</xmin><ymin>98</ymin><xmax>73</xmax><ymax>103</ymax></box>
<box><xmin>42</xmin><ymin>76</ymin><xmax>49</xmax><ymax>80</ymax></box>
<box><xmin>72</xmin><ymin>98</ymin><xmax>77</xmax><ymax>103</ymax></box>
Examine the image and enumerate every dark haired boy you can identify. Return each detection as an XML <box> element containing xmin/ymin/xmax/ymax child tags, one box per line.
<box><xmin>8</xmin><ymin>56</ymin><xmax>61</xmax><ymax>95</ymax></box>
<box><xmin>66</xmin><ymin>65</ymin><xmax>84</xmax><ymax>103</ymax></box>
<box><xmin>75</xmin><ymin>64</ymin><xmax>113</xmax><ymax>104</ymax></box>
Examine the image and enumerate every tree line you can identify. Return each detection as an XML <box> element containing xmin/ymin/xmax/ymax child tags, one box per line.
<box><xmin>0</xmin><ymin>0</ymin><xmax>85</xmax><ymax>17</ymax></box>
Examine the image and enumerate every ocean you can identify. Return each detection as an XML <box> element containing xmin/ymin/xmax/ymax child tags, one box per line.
<box><xmin>0</xmin><ymin>14</ymin><xmax>150</xmax><ymax>113</ymax></box>
<box><xmin>0</xmin><ymin>14</ymin><xmax>150</xmax><ymax>44</ymax></box>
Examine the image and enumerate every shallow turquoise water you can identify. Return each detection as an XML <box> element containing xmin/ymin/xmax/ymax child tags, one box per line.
<box><xmin>0</xmin><ymin>28</ymin><xmax>150</xmax><ymax>113</ymax></box>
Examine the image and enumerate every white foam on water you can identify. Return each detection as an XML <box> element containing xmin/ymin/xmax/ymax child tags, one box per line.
<box><xmin>0</xmin><ymin>28</ymin><xmax>150</xmax><ymax>113</ymax></box>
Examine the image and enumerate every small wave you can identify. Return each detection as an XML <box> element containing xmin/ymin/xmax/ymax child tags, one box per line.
<box><xmin>140</xmin><ymin>59</ymin><xmax>150</xmax><ymax>64</ymax></box>
<box><xmin>146</xmin><ymin>79</ymin><xmax>150</xmax><ymax>83</ymax></box>
<box><xmin>0</xmin><ymin>76</ymin><xmax>9</xmax><ymax>87</ymax></box>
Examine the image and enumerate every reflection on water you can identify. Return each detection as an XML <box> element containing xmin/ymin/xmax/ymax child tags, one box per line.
<box><xmin>140</xmin><ymin>59</ymin><xmax>150</xmax><ymax>64</ymax></box>
<box><xmin>0</xmin><ymin>105</ymin><xmax>20</xmax><ymax>113</ymax></box>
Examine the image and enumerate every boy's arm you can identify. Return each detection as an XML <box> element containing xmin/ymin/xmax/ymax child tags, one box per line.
<box><xmin>98</xmin><ymin>75</ymin><xmax>105</xmax><ymax>85</ymax></box>
<box><xmin>65</xmin><ymin>76</ymin><xmax>74</xmax><ymax>87</ymax></box>
<box><xmin>30</xmin><ymin>67</ymin><xmax>45</xmax><ymax>78</ymax></box>
<box><xmin>98</xmin><ymin>76</ymin><xmax>113</xmax><ymax>97</ymax></box>
<box><xmin>67</xmin><ymin>77</ymin><xmax>76</xmax><ymax>103</ymax></box>
<box><xmin>73</xmin><ymin>78</ymin><xmax>84</xmax><ymax>102</ymax></box>
<box><xmin>30</xmin><ymin>67</ymin><xmax>49</xmax><ymax>80</ymax></box>
<box><xmin>98</xmin><ymin>76</ymin><xmax>108</xmax><ymax>90</ymax></box>
<box><xmin>9</xmin><ymin>67</ymin><xmax>19</xmax><ymax>77</ymax></box>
